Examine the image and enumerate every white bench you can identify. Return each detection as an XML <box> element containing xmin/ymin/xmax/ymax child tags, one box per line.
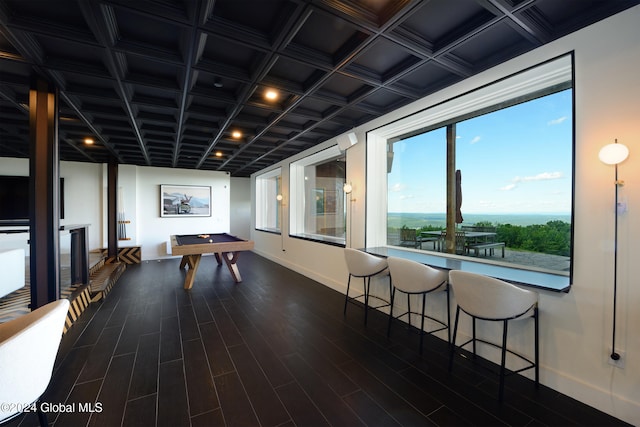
<box><xmin>0</xmin><ymin>249</ymin><xmax>26</xmax><ymax>298</ymax></box>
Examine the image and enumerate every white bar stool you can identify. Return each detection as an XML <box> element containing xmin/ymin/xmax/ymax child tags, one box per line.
<box><xmin>448</xmin><ymin>270</ymin><xmax>539</xmax><ymax>401</ymax></box>
<box><xmin>386</xmin><ymin>256</ymin><xmax>450</xmax><ymax>353</ymax></box>
<box><xmin>343</xmin><ymin>248</ymin><xmax>390</xmax><ymax>325</ymax></box>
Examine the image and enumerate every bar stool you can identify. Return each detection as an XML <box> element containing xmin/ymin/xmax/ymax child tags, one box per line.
<box><xmin>448</xmin><ymin>270</ymin><xmax>539</xmax><ymax>401</ymax></box>
<box><xmin>343</xmin><ymin>248</ymin><xmax>390</xmax><ymax>325</ymax></box>
<box><xmin>386</xmin><ymin>256</ymin><xmax>450</xmax><ymax>353</ymax></box>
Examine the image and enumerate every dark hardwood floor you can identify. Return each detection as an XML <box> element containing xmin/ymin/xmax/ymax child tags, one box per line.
<box><xmin>8</xmin><ymin>252</ymin><xmax>630</xmax><ymax>427</ymax></box>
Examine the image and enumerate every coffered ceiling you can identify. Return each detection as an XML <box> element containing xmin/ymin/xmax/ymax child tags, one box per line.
<box><xmin>1</xmin><ymin>0</ymin><xmax>637</xmax><ymax>176</ymax></box>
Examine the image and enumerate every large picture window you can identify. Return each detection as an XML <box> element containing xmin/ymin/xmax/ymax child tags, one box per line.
<box><xmin>369</xmin><ymin>54</ymin><xmax>574</xmax><ymax>276</ymax></box>
<box><xmin>255</xmin><ymin>168</ymin><xmax>282</xmax><ymax>232</ymax></box>
<box><xmin>290</xmin><ymin>146</ymin><xmax>347</xmax><ymax>245</ymax></box>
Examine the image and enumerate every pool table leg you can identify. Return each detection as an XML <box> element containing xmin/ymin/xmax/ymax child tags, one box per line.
<box><xmin>218</xmin><ymin>251</ymin><xmax>243</xmax><ymax>282</ymax></box>
<box><xmin>181</xmin><ymin>254</ymin><xmax>202</xmax><ymax>290</ymax></box>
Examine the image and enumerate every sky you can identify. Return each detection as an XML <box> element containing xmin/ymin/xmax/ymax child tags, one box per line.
<box><xmin>387</xmin><ymin>89</ymin><xmax>573</xmax><ymax>215</ymax></box>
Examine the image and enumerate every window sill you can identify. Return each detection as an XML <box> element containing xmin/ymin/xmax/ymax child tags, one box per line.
<box><xmin>255</xmin><ymin>227</ymin><xmax>281</xmax><ymax>235</ymax></box>
<box><xmin>363</xmin><ymin>246</ymin><xmax>570</xmax><ymax>293</ymax></box>
<box><xmin>291</xmin><ymin>233</ymin><xmax>345</xmax><ymax>247</ymax></box>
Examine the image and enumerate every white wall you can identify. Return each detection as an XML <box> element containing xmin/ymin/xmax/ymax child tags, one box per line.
<box><xmin>0</xmin><ymin>159</ymin><xmax>234</xmax><ymax>261</ymax></box>
<box><xmin>61</xmin><ymin>161</ymin><xmax>104</xmax><ymax>248</ymax></box>
<box><xmin>0</xmin><ymin>158</ymin><xmax>104</xmax><ymax>252</ymax></box>
<box><xmin>250</xmin><ymin>7</ymin><xmax>640</xmax><ymax>424</ymax></box>
<box><xmin>0</xmin><ymin>157</ymin><xmax>30</xmax><ymax>253</ymax></box>
<box><xmin>230</xmin><ymin>177</ymin><xmax>251</xmax><ymax>239</ymax></box>
<box><xmin>114</xmin><ymin>164</ymin><xmax>138</xmax><ymax>245</ymax></box>
<box><xmin>123</xmin><ymin>166</ymin><xmax>231</xmax><ymax>259</ymax></box>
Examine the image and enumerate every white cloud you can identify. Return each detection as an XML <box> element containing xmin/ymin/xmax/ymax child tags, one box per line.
<box><xmin>389</xmin><ymin>183</ymin><xmax>406</xmax><ymax>192</ymax></box>
<box><xmin>514</xmin><ymin>171</ymin><xmax>563</xmax><ymax>182</ymax></box>
<box><xmin>399</xmin><ymin>194</ymin><xmax>414</xmax><ymax>200</ymax></box>
<box><xmin>548</xmin><ymin>116</ymin><xmax>567</xmax><ymax>125</ymax></box>
<box><xmin>470</xmin><ymin>136</ymin><xmax>481</xmax><ymax>144</ymax></box>
<box><xmin>500</xmin><ymin>171</ymin><xmax>563</xmax><ymax>191</ymax></box>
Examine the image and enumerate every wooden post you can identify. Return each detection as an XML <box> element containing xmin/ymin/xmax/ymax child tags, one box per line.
<box><xmin>445</xmin><ymin>124</ymin><xmax>457</xmax><ymax>253</ymax></box>
<box><xmin>107</xmin><ymin>159</ymin><xmax>118</xmax><ymax>263</ymax></box>
<box><xmin>29</xmin><ymin>76</ymin><xmax>60</xmax><ymax>309</ymax></box>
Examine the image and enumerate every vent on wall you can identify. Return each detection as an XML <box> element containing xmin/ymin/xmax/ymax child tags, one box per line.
<box><xmin>337</xmin><ymin>132</ymin><xmax>358</xmax><ymax>151</ymax></box>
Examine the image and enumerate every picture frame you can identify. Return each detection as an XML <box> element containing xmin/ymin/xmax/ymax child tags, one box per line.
<box><xmin>161</xmin><ymin>184</ymin><xmax>211</xmax><ymax>217</ymax></box>
<box><xmin>313</xmin><ymin>188</ymin><xmax>325</xmax><ymax>214</ymax></box>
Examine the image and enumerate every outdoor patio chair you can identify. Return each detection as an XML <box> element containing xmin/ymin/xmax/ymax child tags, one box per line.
<box><xmin>439</xmin><ymin>230</ymin><xmax>468</xmax><ymax>254</ymax></box>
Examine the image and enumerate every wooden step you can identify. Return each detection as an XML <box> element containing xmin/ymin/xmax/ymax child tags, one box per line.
<box><xmin>62</xmin><ymin>283</ymin><xmax>91</xmax><ymax>333</ymax></box>
<box><xmin>89</xmin><ymin>261</ymin><xmax>126</xmax><ymax>302</ymax></box>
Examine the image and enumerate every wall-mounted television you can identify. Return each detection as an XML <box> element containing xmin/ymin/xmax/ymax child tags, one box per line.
<box><xmin>0</xmin><ymin>175</ymin><xmax>64</xmax><ymax>223</ymax></box>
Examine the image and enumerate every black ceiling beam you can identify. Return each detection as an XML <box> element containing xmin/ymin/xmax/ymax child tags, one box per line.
<box><xmin>220</xmin><ymin>0</ymin><xmax>420</xmax><ymax>176</ymax></box>
<box><xmin>479</xmin><ymin>0</ymin><xmax>551</xmax><ymax>45</ymax></box>
<box><xmin>196</xmin><ymin>3</ymin><xmax>314</xmax><ymax>169</ymax></box>
<box><xmin>103</xmin><ymin>0</ymin><xmax>192</xmax><ymax>26</ymax></box>
<box><xmin>78</xmin><ymin>0</ymin><xmax>151</xmax><ymax>165</ymax></box>
<box><xmin>0</xmin><ymin>21</ymin><xmax>122</xmax><ymax>164</ymax></box>
<box><xmin>171</xmin><ymin>1</ymin><xmax>210</xmax><ymax>167</ymax></box>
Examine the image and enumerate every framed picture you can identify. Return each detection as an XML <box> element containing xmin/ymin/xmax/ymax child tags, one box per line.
<box><xmin>313</xmin><ymin>188</ymin><xmax>325</xmax><ymax>214</ymax></box>
<box><xmin>161</xmin><ymin>184</ymin><xmax>211</xmax><ymax>217</ymax></box>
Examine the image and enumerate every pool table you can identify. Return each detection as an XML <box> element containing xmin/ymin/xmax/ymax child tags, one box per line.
<box><xmin>170</xmin><ymin>233</ymin><xmax>255</xmax><ymax>289</ymax></box>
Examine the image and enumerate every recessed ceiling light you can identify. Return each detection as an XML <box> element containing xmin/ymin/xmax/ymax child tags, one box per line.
<box><xmin>84</xmin><ymin>138</ymin><xmax>94</xmax><ymax>145</ymax></box>
<box><xmin>231</xmin><ymin>130</ymin><xmax>242</xmax><ymax>138</ymax></box>
<box><xmin>265</xmin><ymin>89</ymin><xmax>278</xmax><ymax>100</ymax></box>
<box><xmin>215</xmin><ymin>151</ymin><xmax>223</xmax><ymax>157</ymax></box>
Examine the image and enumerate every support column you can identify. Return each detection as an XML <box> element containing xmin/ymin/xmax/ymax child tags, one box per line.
<box><xmin>445</xmin><ymin>124</ymin><xmax>457</xmax><ymax>253</ymax></box>
<box><xmin>29</xmin><ymin>76</ymin><xmax>60</xmax><ymax>309</ymax></box>
<box><xmin>107</xmin><ymin>159</ymin><xmax>118</xmax><ymax>263</ymax></box>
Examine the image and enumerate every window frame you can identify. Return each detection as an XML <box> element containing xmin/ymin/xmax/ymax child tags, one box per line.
<box><xmin>366</xmin><ymin>53</ymin><xmax>575</xmax><ymax>291</ymax></box>
<box><xmin>289</xmin><ymin>146</ymin><xmax>347</xmax><ymax>246</ymax></box>
<box><xmin>255</xmin><ymin>167</ymin><xmax>282</xmax><ymax>234</ymax></box>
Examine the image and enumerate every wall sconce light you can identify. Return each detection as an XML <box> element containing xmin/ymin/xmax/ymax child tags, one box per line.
<box><xmin>598</xmin><ymin>139</ymin><xmax>629</xmax><ymax>362</ymax></box>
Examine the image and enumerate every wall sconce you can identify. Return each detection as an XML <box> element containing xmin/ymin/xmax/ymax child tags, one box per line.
<box><xmin>598</xmin><ymin>139</ymin><xmax>629</xmax><ymax>362</ymax></box>
<box><xmin>343</xmin><ymin>182</ymin><xmax>352</xmax><ymax>196</ymax></box>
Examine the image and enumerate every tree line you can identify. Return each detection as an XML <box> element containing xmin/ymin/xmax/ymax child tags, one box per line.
<box><xmin>494</xmin><ymin>220</ymin><xmax>571</xmax><ymax>256</ymax></box>
<box><xmin>415</xmin><ymin>220</ymin><xmax>571</xmax><ymax>256</ymax></box>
